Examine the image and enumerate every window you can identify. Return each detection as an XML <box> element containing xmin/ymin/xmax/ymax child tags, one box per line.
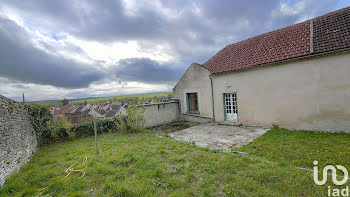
<box><xmin>186</xmin><ymin>93</ymin><xmax>199</xmax><ymax>113</ymax></box>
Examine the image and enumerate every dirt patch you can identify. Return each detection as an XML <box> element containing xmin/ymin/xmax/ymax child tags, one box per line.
<box><xmin>152</xmin><ymin>121</ymin><xmax>202</xmax><ymax>133</ymax></box>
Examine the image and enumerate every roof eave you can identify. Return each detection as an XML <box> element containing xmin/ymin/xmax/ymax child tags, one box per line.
<box><xmin>210</xmin><ymin>47</ymin><xmax>350</xmax><ymax>76</ymax></box>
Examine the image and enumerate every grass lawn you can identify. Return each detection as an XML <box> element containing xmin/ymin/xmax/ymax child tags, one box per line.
<box><xmin>237</xmin><ymin>128</ymin><xmax>350</xmax><ymax>170</ymax></box>
<box><xmin>0</xmin><ymin>129</ymin><xmax>348</xmax><ymax>196</ymax></box>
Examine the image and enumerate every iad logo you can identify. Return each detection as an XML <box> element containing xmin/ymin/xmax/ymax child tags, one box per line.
<box><xmin>313</xmin><ymin>160</ymin><xmax>349</xmax><ymax>197</ymax></box>
<box><xmin>313</xmin><ymin>160</ymin><xmax>349</xmax><ymax>185</ymax></box>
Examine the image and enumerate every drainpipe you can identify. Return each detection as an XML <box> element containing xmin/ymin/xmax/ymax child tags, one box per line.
<box><xmin>209</xmin><ymin>75</ymin><xmax>215</xmax><ymax>124</ymax></box>
<box><xmin>171</xmin><ymin>98</ymin><xmax>181</xmax><ymax>114</ymax></box>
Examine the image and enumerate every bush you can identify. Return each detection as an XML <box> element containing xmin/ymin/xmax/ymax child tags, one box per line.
<box><xmin>26</xmin><ymin>103</ymin><xmax>53</xmax><ymax>143</ymax></box>
<box><xmin>272</xmin><ymin>123</ymin><xmax>279</xmax><ymax>129</ymax></box>
<box><xmin>46</xmin><ymin>115</ymin><xmax>74</xmax><ymax>140</ymax></box>
<box><xmin>26</xmin><ymin>103</ymin><xmax>120</xmax><ymax>145</ymax></box>
<box><xmin>26</xmin><ymin>102</ymin><xmax>147</xmax><ymax>145</ymax></box>
<box><xmin>71</xmin><ymin>117</ymin><xmax>119</xmax><ymax>137</ymax></box>
<box><xmin>117</xmin><ymin>104</ymin><xmax>146</xmax><ymax>133</ymax></box>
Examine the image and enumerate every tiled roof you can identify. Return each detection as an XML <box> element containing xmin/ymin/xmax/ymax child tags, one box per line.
<box><xmin>313</xmin><ymin>7</ymin><xmax>350</xmax><ymax>53</ymax></box>
<box><xmin>203</xmin><ymin>6</ymin><xmax>350</xmax><ymax>74</ymax></box>
<box><xmin>111</xmin><ymin>104</ymin><xmax>122</xmax><ymax>111</ymax></box>
<box><xmin>105</xmin><ymin>110</ymin><xmax>118</xmax><ymax>118</ymax></box>
<box><xmin>53</xmin><ymin>108</ymin><xmax>72</xmax><ymax>115</ymax></box>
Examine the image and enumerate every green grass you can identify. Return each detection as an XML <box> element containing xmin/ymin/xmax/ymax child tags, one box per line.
<box><xmin>237</xmin><ymin>128</ymin><xmax>350</xmax><ymax>170</ymax></box>
<box><xmin>1</xmin><ymin>129</ymin><xmax>348</xmax><ymax>196</ymax></box>
<box><xmin>71</xmin><ymin>92</ymin><xmax>170</xmax><ymax>104</ymax></box>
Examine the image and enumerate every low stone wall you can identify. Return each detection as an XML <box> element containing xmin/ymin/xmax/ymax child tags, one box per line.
<box><xmin>143</xmin><ymin>101</ymin><xmax>180</xmax><ymax>128</ymax></box>
<box><xmin>0</xmin><ymin>95</ymin><xmax>37</xmax><ymax>187</ymax></box>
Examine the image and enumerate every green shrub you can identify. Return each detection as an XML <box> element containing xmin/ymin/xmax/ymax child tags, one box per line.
<box><xmin>117</xmin><ymin>104</ymin><xmax>146</xmax><ymax>133</ymax></box>
<box><xmin>26</xmin><ymin>102</ymin><xmax>146</xmax><ymax>145</ymax></box>
<box><xmin>26</xmin><ymin>103</ymin><xmax>53</xmax><ymax>143</ymax></box>
<box><xmin>116</xmin><ymin>114</ymin><xmax>128</xmax><ymax>133</ymax></box>
<box><xmin>70</xmin><ymin>117</ymin><xmax>119</xmax><ymax>137</ymax></box>
<box><xmin>272</xmin><ymin>123</ymin><xmax>279</xmax><ymax>129</ymax></box>
<box><xmin>26</xmin><ymin>103</ymin><xmax>120</xmax><ymax>145</ymax></box>
<box><xmin>46</xmin><ymin>115</ymin><xmax>74</xmax><ymax>139</ymax></box>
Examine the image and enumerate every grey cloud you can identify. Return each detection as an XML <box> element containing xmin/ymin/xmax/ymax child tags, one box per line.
<box><xmin>0</xmin><ymin>0</ymin><xmax>349</xmax><ymax>101</ymax></box>
<box><xmin>3</xmin><ymin>0</ymin><xmax>344</xmax><ymax>65</ymax></box>
<box><xmin>2</xmin><ymin>1</ymin><xmax>347</xmax><ymax>66</ymax></box>
<box><xmin>113</xmin><ymin>58</ymin><xmax>184</xmax><ymax>84</ymax></box>
<box><xmin>67</xmin><ymin>91</ymin><xmax>93</xmax><ymax>99</ymax></box>
<box><xmin>2</xmin><ymin>1</ymin><xmax>346</xmax><ymax>40</ymax></box>
<box><xmin>0</xmin><ymin>17</ymin><xmax>104</xmax><ymax>88</ymax></box>
<box><xmin>1</xmin><ymin>0</ymin><xmax>164</xmax><ymax>42</ymax></box>
<box><xmin>12</xmin><ymin>84</ymin><xmax>28</xmax><ymax>89</ymax></box>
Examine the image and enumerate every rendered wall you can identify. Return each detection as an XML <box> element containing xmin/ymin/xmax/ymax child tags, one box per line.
<box><xmin>172</xmin><ymin>63</ymin><xmax>212</xmax><ymax>117</ymax></box>
<box><xmin>0</xmin><ymin>95</ymin><xmax>37</xmax><ymax>186</ymax></box>
<box><xmin>143</xmin><ymin>101</ymin><xmax>180</xmax><ymax>128</ymax></box>
<box><xmin>212</xmin><ymin>51</ymin><xmax>350</xmax><ymax>132</ymax></box>
<box><xmin>182</xmin><ymin>114</ymin><xmax>211</xmax><ymax>123</ymax></box>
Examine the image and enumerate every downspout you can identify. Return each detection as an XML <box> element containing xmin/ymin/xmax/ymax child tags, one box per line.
<box><xmin>171</xmin><ymin>98</ymin><xmax>181</xmax><ymax>114</ymax></box>
<box><xmin>209</xmin><ymin>75</ymin><xmax>215</xmax><ymax>124</ymax></box>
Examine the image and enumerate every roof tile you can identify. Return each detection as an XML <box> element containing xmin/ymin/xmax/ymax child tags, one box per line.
<box><xmin>204</xmin><ymin>6</ymin><xmax>350</xmax><ymax>74</ymax></box>
<box><xmin>313</xmin><ymin>7</ymin><xmax>350</xmax><ymax>53</ymax></box>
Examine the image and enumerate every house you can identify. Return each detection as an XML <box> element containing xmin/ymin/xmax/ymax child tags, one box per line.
<box><xmin>52</xmin><ymin>106</ymin><xmax>73</xmax><ymax>121</ymax></box>
<box><xmin>173</xmin><ymin>7</ymin><xmax>350</xmax><ymax>131</ymax></box>
<box><xmin>51</xmin><ymin>102</ymin><xmax>127</xmax><ymax>124</ymax></box>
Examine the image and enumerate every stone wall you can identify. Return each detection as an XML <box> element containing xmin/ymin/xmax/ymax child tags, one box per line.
<box><xmin>142</xmin><ymin>101</ymin><xmax>180</xmax><ymax>128</ymax></box>
<box><xmin>0</xmin><ymin>95</ymin><xmax>37</xmax><ymax>187</ymax></box>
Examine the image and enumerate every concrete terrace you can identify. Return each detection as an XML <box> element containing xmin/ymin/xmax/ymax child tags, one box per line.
<box><xmin>170</xmin><ymin>123</ymin><xmax>268</xmax><ymax>152</ymax></box>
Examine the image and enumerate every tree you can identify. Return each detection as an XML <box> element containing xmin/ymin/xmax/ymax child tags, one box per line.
<box><xmin>62</xmin><ymin>98</ymin><xmax>69</xmax><ymax>106</ymax></box>
<box><xmin>167</xmin><ymin>93</ymin><xmax>173</xmax><ymax>101</ymax></box>
<box><xmin>90</xmin><ymin>109</ymin><xmax>102</xmax><ymax>155</ymax></box>
<box><xmin>117</xmin><ymin>103</ymin><xmax>146</xmax><ymax>133</ymax></box>
<box><xmin>46</xmin><ymin>115</ymin><xmax>74</xmax><ymax>139</ymax></box>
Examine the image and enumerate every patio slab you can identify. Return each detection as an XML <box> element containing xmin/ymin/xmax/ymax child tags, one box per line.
<box><xmin>170</xmin><ymin>123</ymin><xmax>269</xmax><ymax>151</ymax></box>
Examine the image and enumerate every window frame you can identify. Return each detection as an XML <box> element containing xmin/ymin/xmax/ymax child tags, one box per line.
<box><xmin>186</xmin><ymin>92</ymin><xmax>199</xmax><ymax>114</ymax></box>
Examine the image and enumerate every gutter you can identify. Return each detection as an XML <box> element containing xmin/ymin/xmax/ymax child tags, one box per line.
<box><xmin>209</xmin><ymin>75</ymin><xmax>215</xmax><ymax>124</ymax></box>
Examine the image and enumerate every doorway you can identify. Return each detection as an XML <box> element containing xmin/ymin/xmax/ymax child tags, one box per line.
<box><xmin>224</xmin><ymin>93</ymin><xmax>238</xmax><ymax>121</ymax></box>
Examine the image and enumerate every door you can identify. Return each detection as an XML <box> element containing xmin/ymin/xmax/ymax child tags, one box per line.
<box><xmin>224</xmin><ymin>93</ymin><xmax>238</xmax><ymax>121</ymax></box>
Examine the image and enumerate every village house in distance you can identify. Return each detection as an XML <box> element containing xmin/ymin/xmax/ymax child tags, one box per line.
<box><xmin>50</xmin><ymin>95</ymin><xmax>173</xmax><ymax>124</ymax></box>
<box><xmin>51</xmin><ymin>102</ymin><xmax>127</xmax><ymax>124</ymax></box>
<box><xmin>173</xmin><ymin>7</ymin><xmax>350</xmax><ymax>131</ymax></box>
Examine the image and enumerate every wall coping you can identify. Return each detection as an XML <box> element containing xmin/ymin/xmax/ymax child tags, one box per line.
<box><xmin>139</xmin><ymin>100</ymin><xmax>179</xmax><ymax>107</ymax></box>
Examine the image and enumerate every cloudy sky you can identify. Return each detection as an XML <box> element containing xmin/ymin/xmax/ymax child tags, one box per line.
<box><xmin>0</xmin><ymin>0</ymin><xmax>349</xmax><ymax>101</ymax></box>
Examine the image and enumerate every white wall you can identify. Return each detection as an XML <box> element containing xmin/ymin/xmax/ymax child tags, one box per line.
<box><xmin>212</xmin><ymin>50</ymin><xmax>350</xmax><ymax>132</ymax></box>
<box><xmin>172</xmin><ymin>63</ymin><xmax>212</xmax><ymax>117</ymax></box>
<box><xmin>142</xmin><ymin>101</ymin><xmax>180</xmax><ymax>128</ymax></box>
